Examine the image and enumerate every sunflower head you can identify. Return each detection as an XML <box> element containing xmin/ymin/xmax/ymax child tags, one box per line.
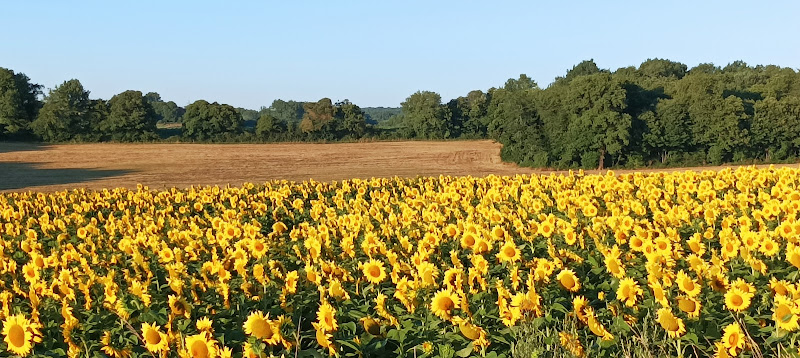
<box><xmin>244</xmin><ymin>311</ymin><xmax>274</xmax><ymax>341</ymax></box>
<box><xmin>184</xmin><ymin>333</ymin><xmax>217</xmax><ymax>358</ymax></box>
<box><xmin>2</xmin><ymin>314</ymin><xmax>41</xmax><ymax>356</ymax></box>
<box><xmin>316</xmin><ymin>302</ymin><xmax>338</xmax><ymax>332</ymax></box>
<box><xmin>656</xmin><ymin>307</ymin><xmax>686</xmax><ymax>338</ymax></box>
<box><xmin>557</xmin><ymin>269</ymin><xmax>581</xmax><ymax>292</ymax></box>
<box><xmin>362</xmin><ymin>259</ymin><xmax>387</xmax><ymax>285</ymax></box>
<box><xmin>430</xmin><ymin>289</ymin><xmax>460</xmax><ymax>320</ymax></box>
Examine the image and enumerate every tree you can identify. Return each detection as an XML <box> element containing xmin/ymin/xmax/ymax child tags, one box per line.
<box><xmin>637</xmin><ymin>58</ymin><xmax>687</xmax><ymax>79</ymax></box>
<box><xmin>100</xmin><ymin>90</ymin><xmax>159</xmax><ymax>142</ymax></box>
<box><xmin>336</xmin><ymin>100</ymin><xmax>367</xmax><ymax>138</ymax></box>
<box><xmin>688</xmin><ymin>95</ymin><xmax>749</xmax><ymax>164</ymax></box>
<box><xmin>30</xmin><ymin>79</ymin><xmax>99</xmax><ymax>142</ymax></box>
<box><xmin>143</xmin><ymin>92</ymin><xmax>162</xmax><ymax>104</ymax></box>
<box><xmin>563</xmin><ymin>73</ymin><xmax>632</xmax><ymax>169</ymax></box>
<box><xmin>641</xmin><ymin>99</ymin><xmax>692</xmax><ymax>163</ymax></box>
<box><xmin>0</xmin><ymin>67</ymin><xmax>42</xmax><ymax>138</ymax></box>
<box><xmin>486</xmin><ymin>84</ymin><xmax>546</xmax><ymax>166</ymax></box>
<box><xmin>151</xmin><ymin>101</ymin><xmax>184</xmax><ymax>123</ymax></box>
<box><xmin>269</xmin><ymin>99</ymin><xmax>305</xmax><ymax>123</ymax></box>
<box><xmin>299</xmin><ymin>98</ymin><xmax>337</xmax><ymax>138</ymax></box>
<box><xmin>400</xmin><ymin>91</ymin><xmax>452</xmax><ymax>139</ymax></box>
<box><xmin>255</xmin><ymin>113</ymin><xmax>287</xmax><ymax>139</ymax></box>
<box><xmin>182</xmin><ymin>100</ymin><xmax>243</xmax><ymax>141</ymax></box>
<box><xmin>751</xmin><ymin>96</ymin><xmax>800</xmax><ymax>160</ymax></box>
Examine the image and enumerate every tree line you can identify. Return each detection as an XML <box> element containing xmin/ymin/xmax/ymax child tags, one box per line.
<box><xmin>2</xmin><ymin>59</ymin><xmax>800</xmax><ymax>169</ymax></box>
<box><xmin>393</xmin><ymin>59</ymin><xmax>800</xmax><ymax>168</ymax></box>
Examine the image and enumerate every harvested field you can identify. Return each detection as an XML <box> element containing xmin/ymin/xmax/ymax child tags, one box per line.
<box><xmin>0</xmin><ymin>141</ymin><xmax>535</xmax><ymax>192</ymax></box>
<box><xmin>1</xmin><ymin>141</ymin><xmax>798</xmax><ymax>193</ymax></box>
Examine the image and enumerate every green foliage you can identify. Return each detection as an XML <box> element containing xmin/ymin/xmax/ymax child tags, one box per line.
<box><xmin>269</xmin><ymin>99</ymin><xmax>306</xmax><ymax>123</ymax></box>
<box><xmin>0</xmin><ymin>67</ymin><xmax>42</xmax><ymax>138</ymax></box>
<box><xmin>401</xmin><ymin>91</ymin><xmax>452</xmax><ymax>139</ymax></box>
<box><xmin>30</xmin><ymin>79</ymin><xmax>101</xmax><ymax>142</ymax></box>
<box><xmin>563</xmin><ymin>73</ymin><xmax>631</xmax><ymax>169</ymax></box>
<box><xmin>363</xmin><ymin>107</ymin><xmax>401</xmax><ymax>124</ymax></box>
<box><xmin>182</xmin><ymin>100</ymin><xmax>243</xmax><ymax>141</ymax></box>
<box><xmin>100</xmin><ymin>90</ymin><xmax>159</xmax><ymax>142</ymax></box>
<box><xmin>255</xmin><ymin>113</ymin><xmax>287</xmax><ymax>139</ymax></box>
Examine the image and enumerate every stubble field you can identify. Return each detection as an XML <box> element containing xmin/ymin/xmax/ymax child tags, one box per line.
<box><xmin>0</xmin><ymin>140</ymin><xmax>536</xmax><ymax>192</ymax></box>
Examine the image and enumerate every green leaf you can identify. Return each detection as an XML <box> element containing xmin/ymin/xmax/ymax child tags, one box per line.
<box><xmin>455</xmin><ymin>343</ymin><xmax>474</xmax><ymax>357</ymax></box>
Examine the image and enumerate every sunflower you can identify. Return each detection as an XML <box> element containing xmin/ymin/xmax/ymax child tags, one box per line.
<box><xmin>584</xmin><ymin>307</ymin><xmax>613</xmax><ymax>341</ymax></box>
<box><xmin>557</xmin><ymin>269</ymin><xmax>581</xmax><ymax>292</ymax></box>
<box><xmin>656</xmin><ymin>308</ymin><xmax>686</xmax><ymax>338</ymax></box>
<box><xmin>244</xmin><ymin>311</ymin><xmax>274</xmax><ymax>341</ymax></box>
<box><xmin>141</xmin><ymin>322</ymin><xmax>168</xmax><ymax>353</ymax></box>
<box><xmin>415</xmin><ymin>261</ymin><xmax>439</xmax><ymax>288</ymax></box>
<box><xmin>166</xmin><ymin>293</ymin><xmax>190</xmax><ymax>317</ymax></box>
<box><xmin>184</xmin><ymin>333</ymin><xmax>217</xmax><ymax>358</ymax></box>
<box><xmin>460</xmin><ymin>232</ymin><xmax>477</xmax><ymax>249</ymax></box>
<box><xmin>196</xmin><ymin>317</ymin><xmax>213</xmax><ymax>333</ymax></box>
<box><xmin>721</xmin><ymin>323</ymin><xmax>745</xmax><ymax>356</ymax></box>
<box><xmin>316</xmin><ymin>302</ymin><xmax>338</xmax><ymax>332</ymax></box>
<box><xmin>496</xmin><ymin>241</ymin><xmax>521</xmax><ymax>263</ymax></box>
<box><xmin>312</xmin><ymin>322</ymin><xmax>335</xmax><ymax>354</ymax></box>
<box><xmin>572</xmin><ymin>296</ymin><xmax>588</xmax><ymax>323</ymax></box>
<box><xmin>362</xmin><ymin>259</ymin><xmax>387</xmax><ymax>285</ymax></box>
<box><xmin>284</xmin><ymin>270</ymin><xmax>299</xmax><ymax>294</ymax></box>
<box><xmin>676</xmin><ymin>270</ymin><xmax>701</xmax><ymax>297</ymax></box>
<box><xmin>760</xmin><ymin>238</ymin><xmax>780</xmax><ymax>257</ymax></box>
<box><xmin>558</xmin><ymin>332</ymin><xmax>585</xmax><ymax>358</ymax></box>
<box><xmin>787</xmin><ymin>245</ymin><xmax>800</xmax><ymax>269</ymax></box>
<box><xmin>2</xmin><ymin>314</ymin><xmax>40</xmax><ymax>356</ymax></box>
<box><xmin>604</xmin><ymin>255</ymin><xmax>625</xmax><ymax>279</ymax></box>
<box><xmin>648</xmin><ymin>280</ymin><xmax>669</xmax><ymax>307</ymax></box>
<box><xmin>724</xmin><ymin>288</ymin><xmax>752</xmax><ymax>312</ymax></box>
<box><xmin>676</xmin><ymin>296</ymin><xmax>702</xmax><ymax>318</ymax></box>
<box><xmin>360</xmin><ymin>317</ymin><xmax>382</xmax><ymax>336</ymax></box>
<box><xmin>431</xmin><ymin>288</ymin><xmax>460</xmax><ymax>320</ymax></box>
<box><xmin>773</xmin><ymin>295</ymin><xmax>800</xmax><ymax>331</ymax></box>
<box><xmin>770</xmin><ymin>277</ymin><xmax>791</xmax><ymax>297</ymax></box>
<box><xmin>616</xmin><ymin>277</ymin><xmax>642</xmax><ymax>307</ymax></box>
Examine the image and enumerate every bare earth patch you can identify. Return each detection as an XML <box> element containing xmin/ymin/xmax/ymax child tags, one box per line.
<box><xmin>1</xmin><ymin>141</ymin><xmax>798</xmax><ymax>193</ymax></box>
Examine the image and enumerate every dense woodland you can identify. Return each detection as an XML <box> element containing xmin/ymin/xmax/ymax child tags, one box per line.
<box><xmin>2</xmin><ymin>59</ymin><xmax>800</xmax><ymax>169</ymax></box>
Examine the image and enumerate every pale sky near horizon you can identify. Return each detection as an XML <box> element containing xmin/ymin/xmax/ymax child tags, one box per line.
<box><xmin>4</xmin><ymin>1</ymin><xmax>799</xmax><ymax>109</ymax></box>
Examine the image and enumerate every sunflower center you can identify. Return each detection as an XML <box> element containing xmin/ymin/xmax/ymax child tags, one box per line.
<box><xmin>727</xmin><ymin>333</ymin><xmax>739</xmax><ymax>347</ymax></box>
<box><xmin>504</xmin><ymin>246</ymin><xmax>515</xmax><ymax>257</ymax></box>
<box><xmin>683</xmin><ymin>280</ymin><xmax>695</xmax><ymax>291</ymax></box>
<box><xmin>145</xmin><ymin>329</ymin><xmax>161</xmax><ymax>345</ymax></box>
<box><xmin>8</xmin><ymin>324</ymin><xmax>25</xmax><ymax>348</ymax></box>
<box><xmin>561</xmin><ymin>275</ymin><xmax>575</xmax><ymax>288</ymax></box>
<box><xmin>731</xmin><ymin>295</ymin><xmax>743</xmax><ymax>306</ymax></box>
<box><xmin>251</xmin><ymin>319</ymin><xmax>272</xmax><ymax>339</ymax></box>
<box><xmin>777</xmin><ymin>305</ymin><xmax>792</xmax><ymax>323</ymax></box>
<box><xmin>190</xmin><ymin>340</ymin><xmax>209</xmax><ymax>358</ymax></box>
<box><xmin>440</xmin><ymin>297</ymin><xmax>454</xmax><ymax>311</ymax></box>
<box><xmin>368</xmin><ymin>266</ymin><xmax>381</xmax><ymax>278</ymax></box>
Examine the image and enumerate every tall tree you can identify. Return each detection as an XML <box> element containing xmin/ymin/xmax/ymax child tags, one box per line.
<box><xmin>30</xmin><ymin>79</ymin><xmax>99</xmax><ymax>142</ymax></box>
<box><xmin>0</xmin><ymin>68</ymin><xmax>42</xmax><ymax>138</ymax></box>
<box><xmin>563</xmin><ymin>73</ymin><xmax>631</xmax><ymax>169</ymax></box>
<box><xmin>255</xmin><ymin>113</ymin><xmax>287</xmax><ymax>139</ymax></box>
<box><xmin>750</xmin><ymin>96</ymin><xmax>800</xmax><ymax>160</ymax></box>
<box><xmin>336</xmin><ymin>100</ymin><xmax>367</xmax><ymax>138</ymax></box>
<box><xmin>101</xmin><ymin>90</ymin><xmax>159</xmax><ymax>141</ymax></box>
<box><xmin>299</xmin><ymin>98</ymin><xmax>336</xmax><ymax>138</ymax></box>
<box><xmin>269</xmin><ymin>99</ymin><xmax>305</xmax><ymax>123</ymax></box>
<box><xmin>400</xmin><ymin>91</ymin><xmax>452</xmax><ymax>139</ymax></box>
<box><xmin>182</xmin><ymin>100</ymin><xmax>243</xmax><ymax>141</ymax></box>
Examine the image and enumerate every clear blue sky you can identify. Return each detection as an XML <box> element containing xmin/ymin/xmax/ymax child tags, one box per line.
<box><xmin>4</xmin><ymin>1</ymin><xmax>799</xmax><ymax>109</ymax></box>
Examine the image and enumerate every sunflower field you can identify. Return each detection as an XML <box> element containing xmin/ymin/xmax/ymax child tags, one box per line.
<box><xmin>3</xmin><ymin>167</ymin><xmax>800</xmax><ymax>357</ymax></box>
